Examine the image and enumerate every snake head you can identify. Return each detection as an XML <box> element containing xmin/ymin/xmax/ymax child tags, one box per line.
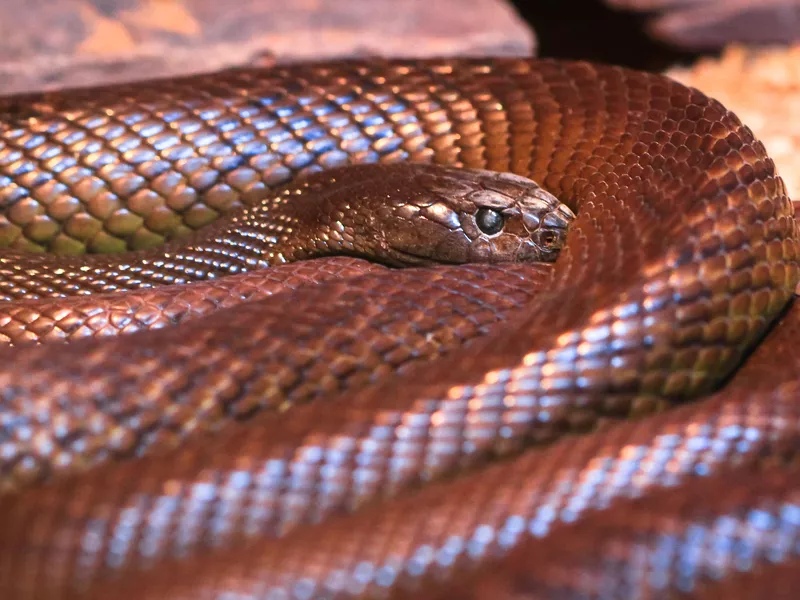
<box><xmin>377</xmin><ymin>166</ymin><xmax>575</xmax><ymax>266</ymax></box>
<box><xmin>458</xmin><ymin>171</ymin><xmax>575</xmax><ymax>264</ymax></box>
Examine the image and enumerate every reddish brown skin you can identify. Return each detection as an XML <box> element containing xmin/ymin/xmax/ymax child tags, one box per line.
<box><xmin>0</xmin><ymin>162</ymin><xmax>570</xmax><ymax>300</ymax></box>
<box><xmin>0</xmin><ymin>160</ymin><xmax>570</xmax><ymax>344</ymax></box>
<box><xmin>0</xmin><ymin>57</ymin><xmax>797</xmax><ymax>598</ymax></box>
<box><xmin>0</xmin><ymin>257</ymin><xmax>385</xmax><ymax>344</ymax></box>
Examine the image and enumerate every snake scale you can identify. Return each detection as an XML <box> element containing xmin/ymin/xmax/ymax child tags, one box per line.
<box><xmin>0</xmin><ymin>56</ymin><xmax>797</xmax><ymax>599</ymax></box>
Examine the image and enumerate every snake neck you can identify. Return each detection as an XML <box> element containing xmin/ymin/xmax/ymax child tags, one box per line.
<box><xmin>181</xmin><ymin>183</ymin><xmax>374</xmax><ymax>268</ymax></box>
<box><xmin>0</xmin><ymin>193</ymin><xmax>361</xmax><ymax>300</ymax></box>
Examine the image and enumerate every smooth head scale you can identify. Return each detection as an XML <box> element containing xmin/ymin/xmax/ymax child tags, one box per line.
<box><xmin>281</xmin><ymin>163</ymin><xmax>575</xmax><ymax>266</ymax></box>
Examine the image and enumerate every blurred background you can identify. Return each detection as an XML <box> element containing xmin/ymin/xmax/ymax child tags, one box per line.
<box><xmin>0</xmin><ymin>0</ymin><xmax>797</xmax><ymax>196</ymax></box>
<box><xmin>2</xmin><ymin>0</ymin><xmax>799</xmax><ymax>91</ymax></box>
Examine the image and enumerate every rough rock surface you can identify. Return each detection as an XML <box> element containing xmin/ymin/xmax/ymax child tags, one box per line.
<box><xmin>0</xmin><ymin>0</ymin><xmax>536</xmax><ymax>94</ymax></box>
<box><xmin>605</xmin><ymin>0</ymin><xmax>800</xmax><ymax>49</ymax></box>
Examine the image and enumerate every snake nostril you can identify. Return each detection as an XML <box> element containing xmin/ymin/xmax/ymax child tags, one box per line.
<box><xmin>539</xmin><ymin>230</ymin><xmax>561</xmax><ymax>247</ymax></box>
<box><xmin>476</xmin><ymin>207</ymin><xmax>505</xmax><ymax>235</ymax></box>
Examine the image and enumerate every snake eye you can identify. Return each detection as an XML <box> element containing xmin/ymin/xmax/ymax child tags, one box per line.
<box><xmin>476</xmin><ymin>207</ymin><xmax>505</xmax><ymax>235</ymax></box>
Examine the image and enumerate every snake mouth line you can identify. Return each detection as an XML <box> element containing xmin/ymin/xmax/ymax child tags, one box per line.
<box><xmin>313</xmin><ymin>248</ymin><xmax>443</xmax><ymax>269</ymax></box>
<box><xmin>383</xmin><ymin>247</ymin><xmax>459</xmax><ymax>267</ymax></box>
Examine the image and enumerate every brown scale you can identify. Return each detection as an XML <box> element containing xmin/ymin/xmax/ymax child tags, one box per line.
<box><xmin>0</xmin><ymin>163</ymin><xmax>571</xmax><ymax>300</ymax></box>
<box><xmin>0</xmin><ymin>57</ymin><xmax>797</xmax><ymax>598</ymax></box>
<box><xmin>2</xmin><ymin>299</ymin><xmax>798</xmax><ymax>599</ymax></box>
<box><xmin>405</xmin><ymin>462</ymin><xmax>800</xmax><ymax>600</ymax></box>
<box><xmin>0</xmin><ymin>260</ymin><xmax>555</xmax><ymax>489</ymax></box>
<box><xmin>0</xmin><ymin>257</ymin><xmax>386</xmax><ymax>344</ymax></box>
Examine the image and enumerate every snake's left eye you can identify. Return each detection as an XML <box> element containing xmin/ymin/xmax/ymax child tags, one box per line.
<box><xmin>476</xmin><ymin>207</ymin><xmax>505</xmax><ymax>235</ymax></box>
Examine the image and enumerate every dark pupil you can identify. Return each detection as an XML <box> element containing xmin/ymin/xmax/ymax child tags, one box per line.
<box><xmin>476</xmin><ymin>207</ymin><xmax>504</xmax><ymax>235</ymax></box>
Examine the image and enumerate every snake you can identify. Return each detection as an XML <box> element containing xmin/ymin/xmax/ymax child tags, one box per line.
<box><xmin>0</xmin><ymin>56</ymin><xmax>797</xmax><ymax>599</ymax></box>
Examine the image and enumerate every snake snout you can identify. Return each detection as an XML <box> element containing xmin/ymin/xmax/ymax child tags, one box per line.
<box><xmin>524</xmin><ymin>200</ymin><xmax>575</xmax><ymax>262</ymax></box>
<box><xmin>503</xmin><ymin>192</ymin><xmax>575</xmax><ymax>263</ymax></box>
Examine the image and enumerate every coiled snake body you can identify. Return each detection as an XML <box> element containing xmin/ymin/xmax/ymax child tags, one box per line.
<box><xmin>0</xmin><ymin>57</ymin><xmax>797</xmax><ymax>599</ymax></box>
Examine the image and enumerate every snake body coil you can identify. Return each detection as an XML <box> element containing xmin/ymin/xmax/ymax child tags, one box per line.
<box><xmin>0</xmin><ymin>57</ymin><xmax>797</xmax><ymax>599</ymax></box>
